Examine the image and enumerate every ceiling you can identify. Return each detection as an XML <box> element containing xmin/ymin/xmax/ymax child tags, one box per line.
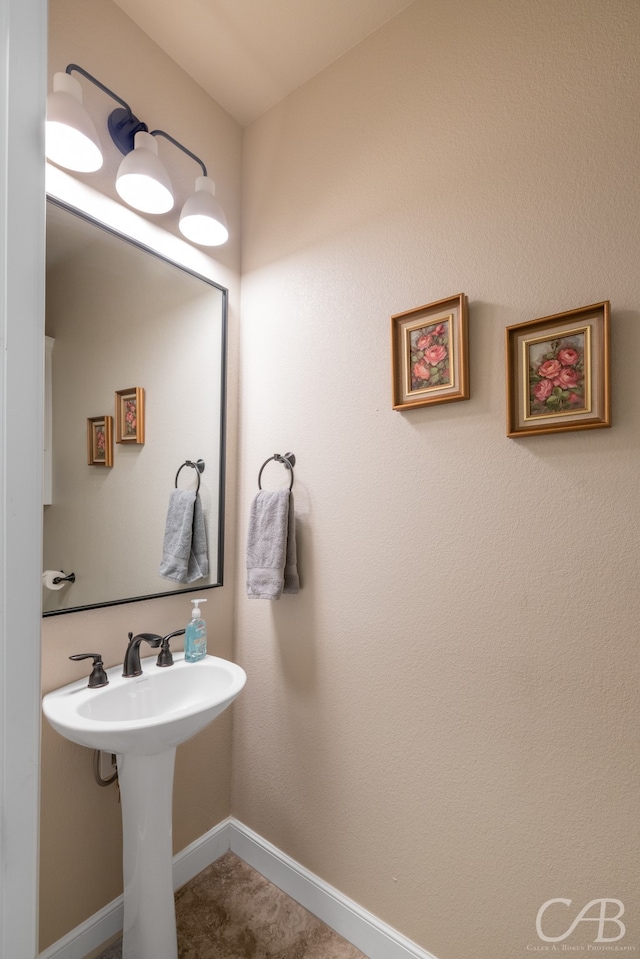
<box><xmin>113</xmin><ymin>0</ymin><xmax>415</xmax><ymax>126</ymax></box>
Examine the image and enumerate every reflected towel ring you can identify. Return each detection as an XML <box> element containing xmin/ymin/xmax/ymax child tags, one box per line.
<box><xmin>175</xmin><ymin>458</ymin><xmax>205</xmax><ymax>493</ymax></box>
<box><xmin>258</xmin><ymin>452</ymin><xmax>296</xmax><ymax>491</ymax></box>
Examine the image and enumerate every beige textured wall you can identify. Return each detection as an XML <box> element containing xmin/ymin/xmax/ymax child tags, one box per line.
<box><xmin>235</xmin><ymin>2</ymin><xmax>640</xmax><ymax>958</ymax></box>
<box><xmin>41</xmin><ymin>0</ymin><xmax>241</xmax><ymax>950</ymax></box>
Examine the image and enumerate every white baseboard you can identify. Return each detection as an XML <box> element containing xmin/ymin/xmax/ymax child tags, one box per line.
<box><xmin>39</xmin><ymin>818</ymin><xmax>437</xmax><ymax>959</ymax></box>
<box><xmin>172</xmin><ymin>816</ymin><xmax>233</xmax><ymax>891</ymax></box>
<box><xmin>228</xmin><ymin>820</ymin><xmax>438</xmax><ymax>959</ymax></box>
<box><xmin>37</xmin><ymin>896</ymin><xmax>124</xmax><ymax>959</ymax></box>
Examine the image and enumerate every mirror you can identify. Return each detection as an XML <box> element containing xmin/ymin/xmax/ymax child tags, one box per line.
<box><xmin>43</xmin><ymin>198</ymin><xmax>227</xmax><ymax>615</ymax></box>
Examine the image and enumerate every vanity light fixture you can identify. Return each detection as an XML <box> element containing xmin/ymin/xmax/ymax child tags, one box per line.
<box><xmin>45</xmin><ymin>64</ymin><xmax>229</xmax><ymax>246</ymax></box>
<box><xmin>179</xmin><ymin>176</ymin><xmax>229</xmax><ymax>247</ymax></box>
<box><xmin>45</xmin><ymin>71</ymin><xmax>103</xmax><ymax>172</ymax></box>
<box><xmin>115</xmin><ymin>131</ymin><xmax>174</xmax><ymax>214</ymax></box>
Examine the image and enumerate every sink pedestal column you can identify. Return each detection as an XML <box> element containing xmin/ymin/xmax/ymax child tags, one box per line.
<box><xmin>117</xmin><ymin>748</ymin><xmax>178</xmax><ymax>959</ymax></box>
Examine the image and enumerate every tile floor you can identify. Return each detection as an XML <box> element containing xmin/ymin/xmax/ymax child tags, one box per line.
<box><xmin>96</xmin><ymin>851</ymin><xmax>366</xmax><ymax>959</ymax></box>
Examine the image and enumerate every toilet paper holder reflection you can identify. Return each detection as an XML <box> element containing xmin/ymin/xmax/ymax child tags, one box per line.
<box><xmin>52</xmin><ymin>571</ymin><xmax>76</xmax><ymax>584</ymax></box>
<box><xmin>42</xmin><ymin>569</ymin><xmax>76</xmax><ymax>592</ymax></box>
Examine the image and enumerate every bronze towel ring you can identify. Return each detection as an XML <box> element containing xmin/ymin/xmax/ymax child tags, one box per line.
<box><xmin>257</xmin><ymin>452</ymin><xmax>295</xmax><ymax>491</ymax></box>
<box><xmin>175</xmin><ymin>458</ymin><xmax>205</xmax><ymax>493</ymax></box>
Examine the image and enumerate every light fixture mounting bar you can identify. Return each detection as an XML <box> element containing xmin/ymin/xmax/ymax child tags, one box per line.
<box><xmin>65</xmin><ymin>63</ymin><xmax>132</xmax><ymax>114</ymax></box>
<box><xmin>150</xmin><ymin>130</ymin><xmax>208</xmax><ymax>178</ymax></box>
<box><xmin>64</xmin><ymin>63</ymin><xmax>148</xmax><ymax>155</ymax></box>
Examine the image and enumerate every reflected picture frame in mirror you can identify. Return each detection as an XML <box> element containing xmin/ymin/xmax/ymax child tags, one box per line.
<box><xmin>115</xmin><ymin>386</ymin><xmax>145</xmax><ymax>444</ymax></box>
<box><xmin>44</xmin><ymin>196</ymin><xmax>227</xmax><ymax>615</ymax></box>
<box><xmin>87</xmin><ymin>414</ymin><xmax>113</xmax><ymax>466</ymax></box>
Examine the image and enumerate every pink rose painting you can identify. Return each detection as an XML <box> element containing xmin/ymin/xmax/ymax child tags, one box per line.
<box><xmin>410</xmin><ymin>320</ymin><xmax>451</xmax><ymax>391</ymax></box>
<box><xmin>88</xmin><ymin>414</ymin><xmax>113</xmax><ymax>466</ymax></box>
<box><xmin>123</xmin><ymin>398</ymin><xmax>137</xmax><ymax>437</ymax></box>
<box><xmin>95</xmin><ymin>426</ymin><xmax>105</xmax><ymax>459</ymax></box>
<box><xmin>116</xmin><ymin>387</ymin><xmax>144</xmax><ymax>444</ymax></box>
<box><xmin>528</xmin><ymin>333</ymin><xmax>586</xmax><ymax>417</ymax></box>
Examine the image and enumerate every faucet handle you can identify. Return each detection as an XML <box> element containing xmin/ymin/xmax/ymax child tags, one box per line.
<box><xmin>156</xmin><ymin>638</ymin><xmax>173</xmax><ymax>668</ymax></box>
<box><xmin>156</xmin><ymin>628</ymin><xmax>185</xmax><ymax>668</ymax></box>
<box><xmin>69</xmin><ymin>653</ymin><xmax>109</xmax><ymax>688</ymax></box>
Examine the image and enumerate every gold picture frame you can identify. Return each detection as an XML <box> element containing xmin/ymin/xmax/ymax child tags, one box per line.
<box><xmin>505</xmin><ymin>302</ymin><xmax>611</xmax><ymax>438</ymax></box>
<box><xmin>87</xmin><ymin>415</ymin><xmax>113</xmax><ymax>466</ymax></box>
<box><xmin>391</xmin><ymin>294</ymin><xmax>469</xmax><ymax>410</ymax></box>
<box><xmin>115</xmin><ymin>387</ymin><xmax>145</xmax><ymax>444</ymax></box>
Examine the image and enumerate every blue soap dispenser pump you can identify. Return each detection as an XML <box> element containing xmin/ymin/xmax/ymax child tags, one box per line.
<box><xmin>184</xmin><ymin>598</ymin><xmax>208</xmax><ymax>662</ymax></box>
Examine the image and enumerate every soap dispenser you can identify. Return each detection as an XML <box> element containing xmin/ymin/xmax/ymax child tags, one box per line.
<box><xmin>184</xmin><ymin>598</ymin><xmax>208</xmax><ymax>662</ymax></box>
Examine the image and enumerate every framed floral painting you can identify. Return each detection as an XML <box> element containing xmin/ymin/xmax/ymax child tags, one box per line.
<box><xmin>115</xmin><ymin>387</ymin><xmax>145</xmax><ymax>444</ymax></box>
<box><xmin>391</xmin><ymin>294</ymin><xmax>469</xmax><ymax>410</ymax></box>
<box><xmin>87</xmin><ymin>415</ymin><xmax>113</xmax><ymax>466</ymax></box>
<box><xmin>505</xmin><ymin>302</ymin><xmax>611</xmax><ymax>437</ymax></box>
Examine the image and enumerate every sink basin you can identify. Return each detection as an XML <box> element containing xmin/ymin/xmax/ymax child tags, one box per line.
<box><xmin>42</xmin><ymin>652</ymin><xmax>246</xmax><ymax>756</ymax></box>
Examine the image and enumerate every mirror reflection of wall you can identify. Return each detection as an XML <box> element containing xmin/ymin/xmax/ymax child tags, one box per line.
<box><xmin>43</xmin><ymin>200</ymin><xmax>227</xmax><ymax>614</ymax></box>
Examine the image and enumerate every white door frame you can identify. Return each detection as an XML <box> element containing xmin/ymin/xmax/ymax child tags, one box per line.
<box><xmin>0</xmin><ymin>0</ymin><xmax>47</xmax><ymax>955</ymax></box>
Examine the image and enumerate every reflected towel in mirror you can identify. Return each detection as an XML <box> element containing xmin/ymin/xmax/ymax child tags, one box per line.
<box><xmin>159</xmin><ymin>489</ymin><xmax>209</xmax><ymax>583</ymax></box>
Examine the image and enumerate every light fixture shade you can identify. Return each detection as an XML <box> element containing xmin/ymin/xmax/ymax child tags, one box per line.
<box><xmin>179</xmin><ymin>176</ymin><xmax>229</xmax><ymax>246</ymax></box>
<box><xmin>115</xmin><ymin>131</ymin><xmax>174</xmax><ymax>214</ymax></box>
<box><xmin>45</xmin><ymin>72</ymin><xmax>103</xmax><ymax>172</ymax></box>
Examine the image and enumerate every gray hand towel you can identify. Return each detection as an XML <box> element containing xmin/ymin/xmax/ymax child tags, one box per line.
<box><xmin>159</xmin><ymin>489</ymin><xmax>209</xmax><ymax>584</ymax></box>
<box><xmin>283</xmin><ymin>492</ymin><xmax>299</xmax><ymax>594</ymax></box>
<box><xmin>247</xmin><ymin>489</ymin><xmax>299</xmax><ymax>599</ymax></box>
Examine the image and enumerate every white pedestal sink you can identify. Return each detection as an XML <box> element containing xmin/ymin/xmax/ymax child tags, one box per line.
<box><xmin>42</xmin><ymin>653</ymin><xmax>246</xmax><ymax>959</ymax></box>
